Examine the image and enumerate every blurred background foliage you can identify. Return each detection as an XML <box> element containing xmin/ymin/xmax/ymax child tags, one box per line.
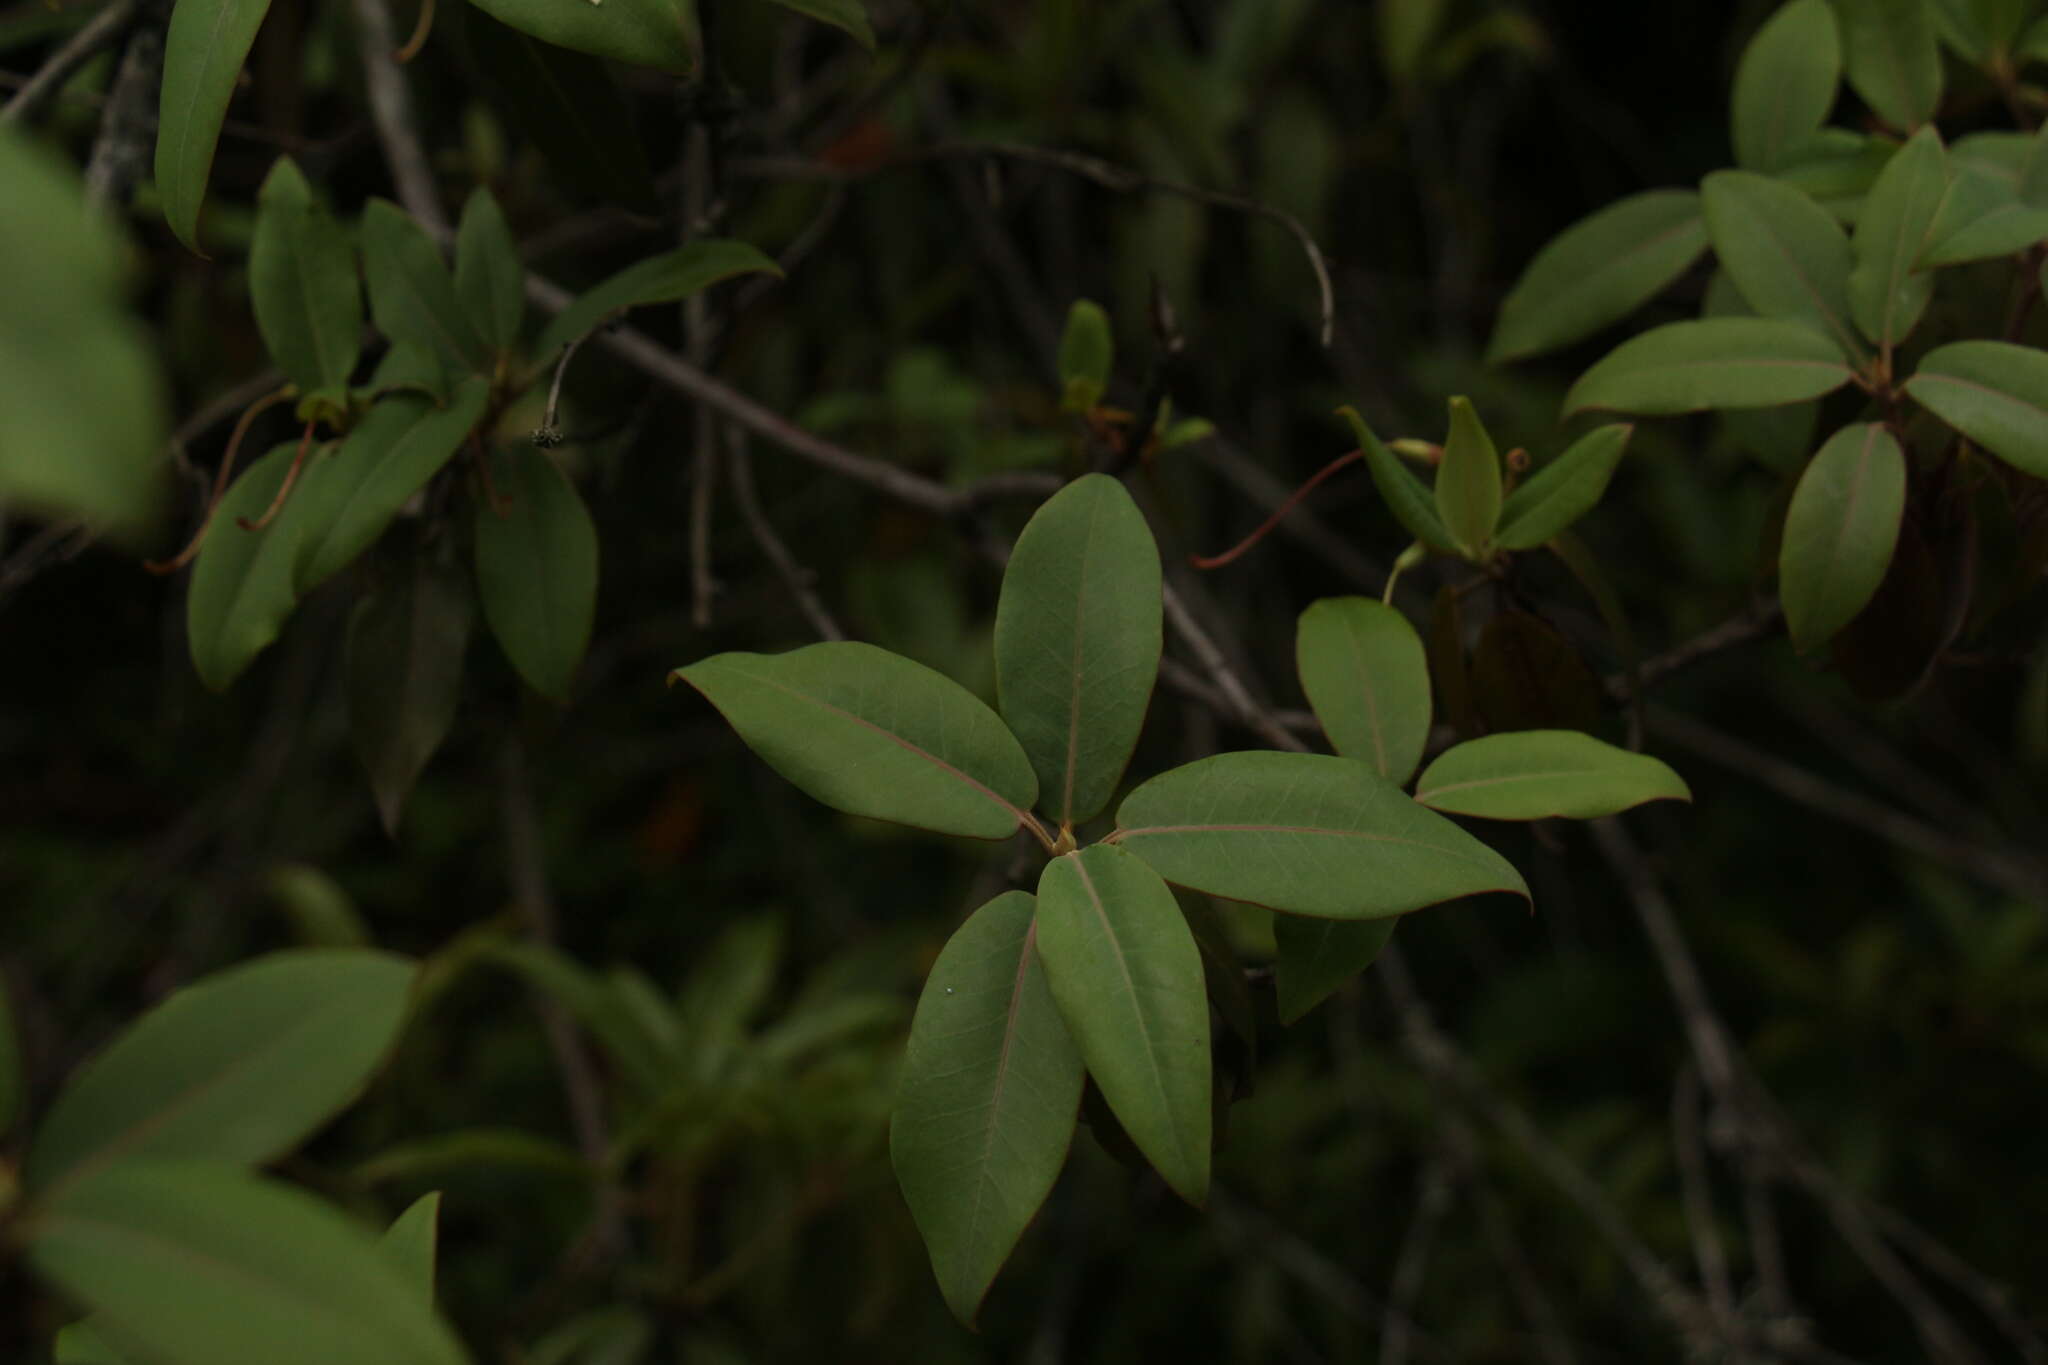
<box><xmin>4</xmin><ymin>0</ymin><xmax>2047</xmax><ymax>1360</ymax></box>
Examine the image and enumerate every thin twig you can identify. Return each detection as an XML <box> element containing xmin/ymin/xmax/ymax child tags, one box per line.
<box><xmin>726</xmin><ymin>430</ymin><xmax>845</xmax><ymax>642</ymax></box>
<box><xmin>81</xmin><ymin>19</ymin><xmax>159</xmax><ymax>210</ymax></box>
<box><xmin>1</xmin><ymin>0</ymin><xmax>137</xmax><ymax>126</ymax></box>
<box><xmin>1672</xmin><ymin>1064</ymin><xmax>1737</xmax><ymax>1334</ymax></box>
<box><xmin>1605</xmin><ymin>599</ymin><xmax>1782</xmax><ymax>700</ymax></box>
<box><xmin>1159</xmin><ymin>580</ymin><xmax>1305</xmax><ymax>752</ymax></box>
<box><xmin>1381</xmin><ymin>1155</ymin><xmax>1456</xmax><ymax>1365</ymax></box>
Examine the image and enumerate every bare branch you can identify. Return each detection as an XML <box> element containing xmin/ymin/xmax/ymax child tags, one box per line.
<box><xmin>348</xmin><ymin>0</ymin><xmax>446</xmax><ymax>237</ymax></box>
<box><xmin>726</xmin><ymin>429</ymin><xmax>845</xmax><ymax>643</ymax></box>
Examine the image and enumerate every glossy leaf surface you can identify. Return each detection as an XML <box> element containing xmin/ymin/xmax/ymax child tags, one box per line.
<box><xmin>1780</xmin><ymin>422</ymin><xmax>1908</xmax><ymax>651</ymax></box>
<box><xmin>1563</xmin><ymin>318</ymin><xmax>1853</xmax><ymax>415</ymax></box>
<box><xmin>675</xmin><ymin>642</ymin><xmax>1038</xmax><ymax>839</ymax></box>
<box><xmin>891</xmin><ymin>892</ymin><xmax>1083</xmax><ymax>1326</ymax></box>
<box><xmin>455</xmin><ymin>189</ymin><xmax>524</xmax><ymax>354</ymax></box>
<box><xmin>1435</xmin><ymin>397</ymin><xmax>1501</xmax><ymax>555</ymax></box>
<box><xmin>348</xmin><ymin>550</ymin><xmax>471</xmax><ymax>835</ymax></box>
<box><xmin>1295</xmin><ymin>597</ymin><xmax>1431</xmax><ymax>784</ymax></box>
<box><xmin>362</xmin><ymin>199</ymin><xmax>488</xmax><ymax>377</ymax></box>
<box><xmin>1413</xmin><ymin>730</ymin><xmax>1692</xmax><ymax>820</ymax></box>
<box><xmin>249</xmin><ymin>157</ymin><xmax>360</xmax><ymax>395</ymax></box>
<box><xmin>1486</xmin><ymin>191</ymin><xmax>1707</xmax><ymax>363</ymax></box>
<box><xmin>994</xmin><ymin>474</ymin><xmax>1161</xmax><ymax>827</ymax></box>
<box><xmin>186</xmin><ymin>443</ymin><xmax>312</xmax><ymax>692</ymax></box>
<box><xmin>532</xmin><ymin>240</ymin><xmax>781</xmax><ymax>359</ymax></box>
<box><xmin>1848</xmin><ymin>124</ymin><xmax>1947</xmax><ymax>348</ymax></box>
<box><xmin>1113</xmin><ymin>751</ymin><xmax>1529</xmax><ymax>918</ymax></box>
<box><xmin>1731</xmin><ymin>0</ymin><xmax>1842</xmax><ymax>171</ymax></box>
<box><xmin>463</xmin><ymin>0</ymin><xmax>695</xmax><ymax>73</ymax></box>
<box><xmin>1035</xmin><ymin>847</ymin><xmax>1210</xmax><ymax>1205</ymax></box>
<box><xmin>1338</xmin><ymin>406</ymin><xmax>1453</xmax><ymax>550</ymax></box>
<box><xmin>473</xmin><ymin>446</ymin><xmax>598</xmax><ymax>702</ymax></box>
<box><xmin>1274</xmin><ymin>916</ymin><xmax>1395</xmax><ymax>1025</ymax></box>
<box><xmin>1905</xmin><ymin>340</ymin><xmax>2048</xmax><ymax>478</ymax></box>
<box><xmin>156</xmin><ymin>0</ymin><xmax>274</xmax><ymax>251</ymax></box>
<box><xmin>1701</xmin><ymin>169</ymin><xmax>1862</xmax><ymax>357</ymax></box>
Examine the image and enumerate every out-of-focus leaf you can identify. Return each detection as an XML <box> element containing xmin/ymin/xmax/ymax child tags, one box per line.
<box><xmin>1848</xmin><ymin>124</ymin><xmax>1947</xmax><ymax>348</ymax></box>
<box><xmin>1496</xmin><ymin>424</ymin><xmax>1633</xmax><ymax>550</ymax></box>
<box><xmin>1414</xmin><ymin>731</ymin><xmax>1691</xmax><ymax>819</ymax></box>
<box><xmin>353</xmin><ymin>1129</ymin><xmax>590</xmax><ymax>1186</ymax></box>
<box><xmin>1732</xmin><ymin>0</ymin><xmax>1842</xmax><ymax>171</ymax></box>
<box><xmin>250</xmin><ymin>157</ymin><xmax>361</xmax><ymax>396</ymax></box>
<box><xmin>1773</xmin><ymin>129</ymin><xmax>1898</xmax><ymax>222</ymax></box>
<box><xmin>155</xmin><ymin>0</ymin><xmax>274</xmax><ymax>251</ymax></box>
<box><xmin>527</xmin><ymin>1308</ymin><xmax>654</xmax><ymax>1365</ymax></box>
<box><xmin>1379</xmin><ymin>0</ymin><xmax>1450</xmax><ymax>82</ymax></box>
<box><xmin>348</xmin><ymin>549</ymin><xmax>471</xmax><ymax>835</ymax></box>
<box><xmin>186</xmin><ymin>443</ymin><xmax>313</xmax><ymax>692</ymax></box>
<box><xmin>1835</xmin><ymin>0</ymin><xmax>1943</xmax><ymax>130</ymax></box>
<box><xmin>1929</xmin><ymin>0</ymin><xmax>2031</xmax><ymax>60</ymax></box>
<box><xmin>1486</xmin><ymin>190</ymin><xmax>1708</xmax><ymax>363</ymax></box>
<box><xmin>263</xmin><ymin>864</ymin><xmax>372</xmax><ymax>948</ymax></box>
<box><xmin>454</xmin><ymin>188</ymin><xmax>524</xmax><ymax>354</ymax></box>
<box><xmin>0</xmin><ymin>978</ymin><xmax>18</xmax><ymax>1138</ymax></box>
<box><xmin>1780</xmin><ymin>422</ymin><xmax>1908</xmax><ymax>650</ymax></box>
<box><xmin>756</xmin><ymin>0</ymin><xmax>872</xmax><ymax>48</ymax></box>
<box><xmin>1273</xmin><ymin>916</ymin><xmax>1395</xmax><ymax>1025</ymax></box>
<box><xmin>1563</xmin><ymin>319</ymin><xmax>1853</xmax><ymax>415</ymax></box>
<box><xmin>1920</xmin><ymin>164</ymin><xmax>2048</xmax><ymax>265</ymax></box>
<box><xmin>463</xmin><ymin>0</ymin><xmax>695</xmax><ymax>73</ymax></box>
<box><xmin>1295</xmin><ymin>596</ymin><xmax>1431</xmax><ymax>784</ymax></box>
<box><xmin>380</xmin><ymin>1192</ymin><xmax>442</xmax><ymax>1303</ymax></box>
<box><xmin>1057</xmin><ymin>299</ymin><xmax>1114</xmax><ymax>412</ymax></box>
<box><xmin>473</xmin><ymin>446</ymin><xmax>597</xmax><ymax>702</ymax></box>
<box><xmin>1905</xmin><ymin>340</ymin><xmax>2048</xmax><ymax>478</ymax></box>
<box><xmin>531</xmin><ymin>240</ymin><xmax>780</xmax><ymax>359</ymax></box>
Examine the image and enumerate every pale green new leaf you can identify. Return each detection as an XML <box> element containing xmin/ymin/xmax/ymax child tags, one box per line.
<box><xmin>463</xmin><ymin>0</ymin><xmax>696</xmax><ymax>73</ymax></box>
<box><xmin>156</xmin><ymin>0</ymin><xmax>274</xmax><ymax>251</ymax></box>
<box><xmin>1435</xmin><ymin>397</ymin><xmax>1501</xmax><ymax>555</ymax></box>
<box><xmin>1701</xmin><ymin>169</ymin><xmax>1863</xmax><ymax>358</ymax></box>
<box><xmin>1035</xmin><ymin>847</ymin><xmax>1210</xmax><ymax>1205</ymax></box>
<box><xmin>381</xmin><ymin>1193</ymin><xmax>442</xmax><ymax>1303</ymax></box>
<box><xmin>250</xmin><ymin>157</ymin><xmax>360</xmax><ymax>395</ymax></box>
<box><xmin>28</xmin><ymin>1162</ymin><xmax>467</xmax><ymax>1365</ymax></box>
<box><xmin>1779</xmin><ymin>422</ymin><xmax>1908</xmax><ymax>650</ymax></box>
<box><xmin>891</xmin><ymin>891</ymin><xmax>1083</xmax><ymax>1326</ymax></box>
<box><xmin>1273</xmin><ymin>916</ymin><xmax>1395</xmax><ymax>1025</ymax></box>
<box><xmin>756</xmin><ymin>0</ymin><xmax>873</xmax><ymax>48</ymax></box>
<box><xmin>1486</xmin><ymin>190</ymin><xmax>1708</xmax><ymax>363</ymax></box>
<box><xmin>186</xmin><ymin>443</ymin><xmax>314</xmax><ymax>692</ymax></box>
<box><xmin>1337</xmin><ymin>405</ymin><xmax>1454</xmax><ymax>551</ymax></box>
<box><xmin>1295</xmin><ymin>597</ymin><xmax>1431</xmax><ymax>784</ymax></box>
<box><xmin>1905</xmin><ymin>340</ymin><xmax>2048</xmax><ymax>478</ymax></box>
<box><xmin>473</xmin><ymin>446</ymin><xmax>598</xmax><ymax>702</ymax></box>
<box><xmin>1496</xmin><ymin>424</ymin><xmax>1633</xmax><ymax>550</ymax></box>
<box><xmin>1732</xmin><ymin>0</ymin><xmax>1843</xmax><ymax>172</ymax></box>
<box><xmin>455</xmin><ymin>189</ymin><xmax>525</xmax><ymax>354</ymax></box>
<box><xmin>347</xmin><ymin>550</ymin><xmax>471</xmax><ymax>835</ymax></box>
<box><xmin>1849</xmin><ymin>124</ymin><xmax>1947</xmax><ymax>347</ymax></box>
<box><xmin>674</xmin><ymin>642</ymin><xmax>1039</xmax><ymax>840</ymax></box>
<box><xmin>1413</xmin><ymin>730</ymin><xmax>1691</xmax><ymax>820</ymax></box>
<box><xmin>994</xmin><ymin>474</ymin><xmax>1161</xmax><ymax>827</ymax></box>
<box><xmin>362</xmin><ymin>199</ymin><xmax>489</xmax><ymax>377</ymax></box>
<box><xmin>1563</xmin><ymin>318</ymin><xmax>1853</xmax><ymax>416</ymax></box>
<box><xmin>1057</xmin><ymin>299</ymin><xmax>1114</xmax><ymax>412</ymax></box>
<box><xmin>1112</xmin><ymin>751</ymin><xmax>1529</xmax><ymax>918</ymax></box>
<box><xmin>532</xmin><ymin>240</ymin><xmax>781</xmax><ymax>359</ymax></box>
<box><xmin>25</xmin><ymin>950</ymin><xmax>415</xmax><ymax>1197</ymax></box>
<box><xmin>1835</xmin><ymin>0</ymin><xmax>1943</xmax><ymax>130</ymax></box>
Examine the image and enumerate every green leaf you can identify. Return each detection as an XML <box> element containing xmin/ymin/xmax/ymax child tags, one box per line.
<box><xmin>24</xmin><ymin>950</ymin><xmax>415</xmax><ymax>1198</ymax></box>
<box><xmin>27</xmin><ymin>1161</ymin><xmax>467</xmax><ymax>1365</ymax></box>
<box><xmin>362</xmin><ymin>199</ymin><xmax>489</xmax><ymax>377</ymax></box>
<box><xmin>155</xmin><ymin>0</ymin><xmax>275</xmax><ymax>251</ymax></box>
<box><xmin>994</xmin><ymin>474</ymin><xmax>1161</xmax><ymax>827</ymax></box>
<box><xmin>1112</xmin><ymin>751</ymin><xmax>1529</xmax><ymax>918</ymax></box>
<box><xmin>473</xmin><ymin>446</ymin><xmax>598</xmax><ymax>702</ymax></box>
<box><xmin>1337</xmin><ymin>405</ymin><xmax>1454</xmax><ymax>551</ymax></box>
<box><xmin>1920</xmin><ymin>165</ymin><xmax>2048</xmax><ymax>265</ymax></box>
<box><xmin>1701</xmin><ymin>169</ymin><xmax>1863</xmax><ymax>358</ymax></box>
<box><xmin>463</xmin><ymin>0</ymin><xmax>696</xmax><ymax>73</ymax></box>
<box><xmin>249</xmin><ymin>157</ymin><xmax>361</xmax><ymax>395</ymax></box>
<box><xmin>1273</xmin><ymin>916</ymin><xmax>1395</xmax><ymax>1025</ymax></box>
<box><xmin>1834</xmin><ymin>0</ymin><xmax>1943</xmax><ymax>130</ymax></box>
<box><xmin>1563</xmin><ymin>319</ymin><xmax>1854</xmax><ymax>416</ymax></box>
<box><xmin>1849</xmin><ymin>124</ymin><xmax>1948</xmax><ymax>348</ymax></box>
<box><xmin>53</xmin><ymin>1319</ymin><xmax>145</xmax><ymax>1365</ymax></box>
<box><xmin>380</xmin><ymin>1192</ymin><xmax>442</xmax><ymax>1304</ymax></box>
<box><xmin>891</xmin><ymin>891</ymin><xmax>1083</xmax><ymax>1326</ymax></box>
<box><xmin>347</xmin><ymin>549</ymin><xmax>471</xmax><ymax>835</ymax></box>
<box><xmin>1496</xmin><ymin>424</ymin><xmax>1634</xmax><ymax>550</ymax></box>
<box><xmin>1294</xmin><ymin>597</ymin><xmax>1431</xmax><ymax>784</ymax></box>
<box><xmin>353</xmin><ymin>1129</ymin><xmax>589</xmax><ymax>1187</ymax></box>
<box><xmin>454</xmin><ymin>188</ymin><xmax>524</xmax><ymax>354</ymax></box>
<box><xmin>1930</xmin><ymin>0</ymin><xmax>2030</xmax><ymax>60</ymax></box>
<box><xmin>1773</xmin><ymin>129</ymin><xmax>1899</xmax><ymax>223</ymax></box>
<box><xmin>676</xmin><ymin>916</ymin><xmax>781</xmax><ymax>1080</ymax></box>
<box><xmin>291</xmin><ymin>381</ymin><xmax>491</xmax><ymax>595</ymax></box>
<box><xmin>476</xmin><ymin>939</ymin><xmax>670</xmax><ymax>1092</ymax></box>
<box><xmin>526</xmin><ymin>1309</ymin><xmax>653</xmax><ymax>1365</ymax></box>
<box><xmin>1732</xmin><ymin>0</ymin><xmax>1843</xmax><ymax>172</ymax></box>
<box><xmin>1779</xmin><ymin>422</ymin><xmax>1909</xmax><ymax>650</ymax></box>
<box><xmin>1485</xmin><ymin>190</ymin><xmax>1708</xmax><ymax>363</ymax></box>
<box><xmin>1057</xmin><ymin>299</ymin><xmax>1114</xmax><ymax>412</ymax></box>
<box><xmin>1906</xmin><ymin>340</ymin><xmax>2048</xmax><ymax>478</ymax></box>
<box><xmin>673</xmin><ymin>642</ymin><xmax>1039</xmax><ymax>840</ymax></box>
<box><xmin>1413</xmin><ymin>730</ymin><xmax>1692</xmax><ymax>819</ymax></box>
<box><xmin>756</xmin><ymin>0</ymin><xmax>873</xmax><ymax>47</ymax></box>
<box><xmin>0</xmin><ymin>130</ymin><xmax>166</xmax><ymax>534</ymax></box>
<box><xmin>531</xmin><ymin>240</ymin><xmax>781</xmax><ymax>359</ymax></box>
<box><xmin>1435</xmin><ymin>397</ymin><xmax>1502</xmax><ymax>555</ymax></box>
<box><xmin>1034</xmin><ymin>847</ymin><xmax>1209</xmax><ymax>1205</ymax></box>
<box><xmin>186</xmin><ymin>443</ymin><xmax>313</xmax><ymax>692</ymax></box>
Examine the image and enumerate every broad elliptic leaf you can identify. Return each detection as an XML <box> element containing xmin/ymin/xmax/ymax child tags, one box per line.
<box><xmin>1337</xmin><ymin>406</ymin><xmax>1454</xmax><ymax>551</ymax></box>
<box><xmin>674</xmin><ymin>642</ymin><xmax>1039</xmax><ymax>840</ymax></box>
<box><xmin>1435</xmin><ymin>397</ymin><xmax>1501</xmax><ymax>555</ymax></box>
<box><xmin>531</xmin><ymin>240</ymin><xmax>781</xmax><ymax>359</ymax></box>
<box><xmin>757</xmin><ymin>0</ymin><xmax>874</xmax><ymax>48</ymax></box>
<box><xmin>1835</xmin><ymin>0</ymin><xmax>1943</xmax><ymax>131</ymax></box>
<box><xmin>156</xmin><ymin>0</ymin><xmax>275</xmax><ymax>251</ymax></box>
<box><xmin>250</xmin><ymin>157</ymin><xmax>361</xmax><ymax>395</ymax></box>
<box><xmin>473</xmin><ymin>446</ymin><xmax>598</xmax><ymax>702</ymax></box>
<box><xmin>1849</xmin><ymin>124</ymin><xmax>1947</xmax><ymax>348</ymax></box>
<box><xmin>1295</xmin><ymin>597</ymin><xmax>1431</xmax><ymax>784</ymax></box>
<box><xmin>186</xmin><ymin>443</ymin><xmax>314</xmax><ymax>693</ymax></box>
<box><xmin>1112</xmin><ymin>751</ymin><xmax>1529</xmax><ymax>918</ymax></box>
<box><xmin>1732</xmin><ymin>0</ymin><xmax>1842</xmax><ymax>172</ymax></box>
<box><xmin>1496</xmin><ymin>424</ymin><xmax>1633</xmax><ymax>550</ymax></box>
<box><xmin>995</xmin><ymin>475</ymin><xmax>1161</xmax><ymax>827</ymax></box>
<box><xmin>891</xmin><ymin>891</ymin><xmax>1083</xmax><ymax>1327</ymax></box>
<box><xmin>1930</xmin><ymin>0</ymin><xmax>2031</xmax><ymax>60</ymax></box>
<box><xmin>28</xmin><ymin>1161</ymin><xmax>467</xmax><ymax>1365</ymax></box>
<box><xmin>454</xmin><ymin>189</ymin><xmax>524</xmax><ymax>354</ymax></box>
<box><xmin>1057</xmin><ymin>299</ymin><xmax>1114</xmax><ymax>413</ymax></box>
<box><xmin>1486</xmin><ymin>190</ymin><xmax>1708</xmax><ymax>363</ymax></box>
<box><xmin>25</xmin><ymin>950</ymin><xmax>415</xmax><ymax>1197</ymax></box>
<box><xmin>1273</xmin><ymin>916</ymin><xmax>1395</xmax><ymax>1025</ymax></box>
<box><xmin>1920</xmin><ymin>164</ymin><xmax>2048</xmax><ymax>265</ymax></box>
<box><xmin>1413</xmin><ymin>730</ymin><xmax>1692</xmax><ymax>819</ymax></box>
<box><xmin>348</xmin><ymin>550</ymin><xmax>471</xmax><ymax>835</ymax></box>
<box><xmin>1906</xmin><ymin>340</ymin><xmax>2048</xmax><ymax>477</ymax></box>
<box><xmin>1034</xmin><ymin>847</ymin><xmax>1210</xmax><ymax>1206</ymax></box>
<box><xmin>1564</xmin><ymin>318</ymin><xmax>1853</xmax><ymax>416</ymax></box>
<box><xmin>362</xmin><ymin>199</ymin><xmax>489</xmax><ymax>377</ymax></box>
<box><xmin>463</xmin><ymin>0</ymin><xmax>696</xmax><ymax>74</ymax></box>
<box><xmin>0</xmin><ymin>130</ymin><xmax>166</xmax><ymax>534</ymax></box>
<box><xmin>381</xmin><ymin>1192</ymin><xmax>442</xmax><ymax>1303</ymax></box>
<box><xmin>1779</xmin><ymin>422</ymin><xmax>1908</xmax><ymax>650</ymax></box>
<box><xmin>1702</xmin><ymin>169</ymin><xmax>1864</xmax><ymax>358</ymax></box>
<box><xmin>291</xmin><ymin>381</ymin><xmax>491</xmax><ymax>595</ymax></box>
